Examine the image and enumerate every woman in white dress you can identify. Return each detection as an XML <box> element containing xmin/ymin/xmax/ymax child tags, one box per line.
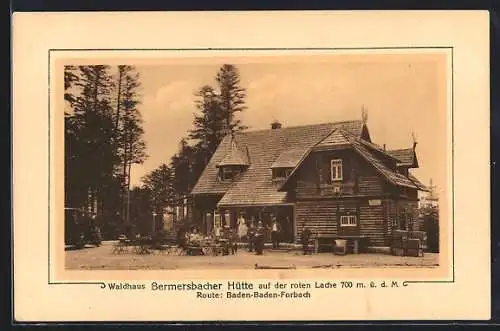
<box><xmin>237</xmin><ymin>213</ymin><xmax>248</xmax><ymax>241</ymax></box>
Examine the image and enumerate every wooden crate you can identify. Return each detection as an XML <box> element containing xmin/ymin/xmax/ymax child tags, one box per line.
<box><xmin>406</xmin><ymin>238</ymin><xmax>423</xmax><ymax>257</ymax></box>
<box><xmin>408</xmin><ymin>231</ymin><xmax>427</xmax><ymax>251</ymax></box>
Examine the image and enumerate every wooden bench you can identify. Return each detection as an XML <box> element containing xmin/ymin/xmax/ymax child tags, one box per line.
<box><xmin>314</xmin><ymin>234</ymin><xmax>367</xmax><ymax>254</ymax></box>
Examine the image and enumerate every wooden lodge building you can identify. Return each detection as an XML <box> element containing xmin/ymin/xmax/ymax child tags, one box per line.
<box><xmin>189</xmin><ymin>118</ymin><xmax>428</xmax><ymax>248</ymax></box>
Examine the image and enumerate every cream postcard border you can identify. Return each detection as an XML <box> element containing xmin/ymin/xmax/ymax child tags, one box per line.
<box><xmin>12</xmin><ymin>11</ymin><xmax>490</xmax><ymax>321</ymax></box>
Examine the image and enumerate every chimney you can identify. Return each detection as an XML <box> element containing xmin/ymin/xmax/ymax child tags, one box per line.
<box><xmin>383</xmin><ymin>144</ymin><xmax>386</xmax><ymax>151</ymax></box>
<box><xmin>271</xmin><ymin>121</ymin><xmax>282</xmax><ymax>130</ymax></box>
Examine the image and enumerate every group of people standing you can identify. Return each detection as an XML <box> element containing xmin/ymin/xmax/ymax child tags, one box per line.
<box><xmin>179</xmin><ymin>213</ymin><xmax>315</xmax><ymax>256</ymax></box>
<box><xmin>234</xmin><ymin>213</ymin><xmax>284</xmax><ymax>255</ymax></box>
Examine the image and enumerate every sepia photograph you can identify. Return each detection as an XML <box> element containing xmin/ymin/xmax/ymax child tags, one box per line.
<box><xmin>13</xmin><ymin>11</ymin><xmax>490</xmax><ymax>322</ymax></box>
<box><xmin>62</xmin><ymin>53</ymin><xmax>444</xmax><ymax>272</ymax></box>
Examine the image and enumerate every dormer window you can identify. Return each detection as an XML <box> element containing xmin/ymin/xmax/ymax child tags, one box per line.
<box><xmin>220</xmin><ymin>166</ymin><xmax>235</xmax><ymax>181</ymax></box>
<box><xmin>331</xmin><ymin>159</ymin><xmax>343</xmax><ymax>181</ymax></box>
<box><xmin>216</xmin><ymin>137</ymin><xmax>249</xmax><ymax>182</ymax></box>
<box><xmin>272</xmin><ymin>167</ymin><xmax>292</xmax><ymax>181</ymax></box>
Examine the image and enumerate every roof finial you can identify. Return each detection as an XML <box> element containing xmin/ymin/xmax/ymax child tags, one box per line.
<box><xmin>411</xmin><ymin>131</ymin><xmax>418</xmax><ymax>150</ymax></box>
<box><xmin>361</xmin><ymin>104</ymin><xmax>368</xmax><ymax>124</ymax></box>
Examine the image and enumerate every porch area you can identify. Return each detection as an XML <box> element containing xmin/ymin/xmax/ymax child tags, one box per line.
<box><xmin>192</xmin><ymin>200</ymin><xmax>296</xmax><ymax>243</ymax></box>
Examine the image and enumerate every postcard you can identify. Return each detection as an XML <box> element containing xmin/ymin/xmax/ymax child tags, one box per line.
<box><xmin>12</xmin><ymin>10</ymin><xmax>490</xmax><ymax>321</ymax></box>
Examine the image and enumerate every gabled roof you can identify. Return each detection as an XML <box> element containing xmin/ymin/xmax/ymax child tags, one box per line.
<box><xmin>279</xmin><ymin>128</ymin><xmax>418</xmax><ymax>191</ymax></box>
<box><xmin>313</xmin><ymin>129</ymin><xmax>351</xmax><ymax>150</ymax></box>
<box><xmin>344</xmin><ymin>132</ymin><xmax>417</xmax><ymax>189</ymax></box>
<box><xmin>191</xmin><ymin>120</ymin><xmax>365</xmax><ymax>203</ymax></box>
<box><xmin>408</xmin><ymin>173</ymin><xmax>429</xmax><ymax>191</ymax></box>
<box><xmin>271</xmin><ymin>147</ymin><xmax>306</xmax><ymax>168</ymax></box>
<box><xmin>387</xmin><ymin>148</ymin><xmax>419</xmax><ymax>168</ymax></box>
<box><xmin>191</xmin><ymin>119</ymin><xmax>427</xmax><ymax>206</ymax></box>
<box><xmin>216</xmin><ymin>138</ymin><xmax>249</xmax><ymax>167</ymax></box>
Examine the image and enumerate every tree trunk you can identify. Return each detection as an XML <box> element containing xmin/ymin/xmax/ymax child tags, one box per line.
<box><xmin>122</xmin><ymin>138</ymin><xmax>128</xmax><ymax>225</ymax></box>
<box><xmin>126</xmin><ymin>157</ymin><xmax>132</xmax><ymax>225</ymax></box>
<box><xmin>114</xmin><ymin>68</ymin><xmax>123</xmax><ymax>134</ymax></box>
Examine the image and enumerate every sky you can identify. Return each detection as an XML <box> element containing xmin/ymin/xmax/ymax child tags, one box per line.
<box><xmin>128</xmin><ymin>53</ymin><xmax>447</xmax><ymax>195</ymax></box>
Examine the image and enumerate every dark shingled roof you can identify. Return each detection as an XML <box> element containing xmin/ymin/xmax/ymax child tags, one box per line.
<box><xmin>314</xmin><ymin>129</ymin><xmax>350</xmax><ymax>149</ymax></box>
<box><xmin>191</xmin><ymin>119</ymin><xmax>426</xmax><ymax>206</ymax></box>
<box><xmin>387</xmin><ymin>148</ymin><xmax>418</xmax><ymax>167</ymax></box>
<box><xmin>191</xmin><ymin>120</ymin><xmax>364</xmax><ymax>203</ymax></box>
<box><xmin>408</xmin><ymin>173</ymin><xmax>429</xmax><ymax>191</ymax></box>
<box><xmin>344</xmin><ymin>132</ymin><xmax>417</xmax><ymax>189</ymax></box>
<box><xmin>271</xmin><ymin>147</ymin><xmax>306</xmax><ymax>168</ymax></box>
<box><xmin>216</xmin><ymin>138</ymin><xmax>249</xmax><ymax>167</ymax></box>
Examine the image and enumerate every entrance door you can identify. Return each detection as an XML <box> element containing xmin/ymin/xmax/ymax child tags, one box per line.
<box><xmin>397</xmin><ymin>209</ymin><xmax>408</xmax><ymax>230</ymax></box>
<box><xmin>277</xmin><ymin>207</ymin><xmax>294</xmax><ymax>243</ymax></box>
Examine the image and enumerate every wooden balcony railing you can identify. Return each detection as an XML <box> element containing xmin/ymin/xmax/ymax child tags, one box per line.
<box><xmin>319</xmin><ymin>181</ymin><xmax>357</xmax><ymax>196</ymax></box>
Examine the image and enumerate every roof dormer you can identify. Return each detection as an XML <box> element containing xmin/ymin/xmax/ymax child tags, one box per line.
<box><xmin>216</xmin><ymin>136</ymin><xmax>249</xmax><ymax>181</ymax></box>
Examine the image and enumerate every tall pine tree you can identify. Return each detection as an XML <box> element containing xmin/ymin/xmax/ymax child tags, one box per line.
<box><xmin>65</xmin><ymin>65</ymin><xmax>114</xmax><ymax>213</ymax></box>
<box><xmin>64</xmin><ymin>64</ymin><xmax>148</xmax><ymax>237</ymax></box>
<box><xmin>189</xmin><ymin>85</ymin><xmax>225</xmax><ymax>162</ymax></box>
<box><xmin>215</xmin><ymin>64</ymin><xmax>247</xmax><ymax>133</ymax></box>
<box><xmin>170</xmin><ymin>138</ymin><xmax>196</xmax><ymax>197</ymax></box>
<box><xmin>113</xmin><ymin>66</ymin><xmax>147</xmax><ymax>226</ymax></box>
<box><xmin>188</xmin><ymin>64</ymin><xmax>248</xmax><ymax>180</ymax></box>
<box><xmin>142</xmin><ymin>163</ymin><xmax>175</xmax><ymax>216</ymax></box>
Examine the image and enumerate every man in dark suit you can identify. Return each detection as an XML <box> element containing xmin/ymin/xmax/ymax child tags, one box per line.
<box><xmin>270</xmin><ymin>216</ymin><xmax>281</xmax><ymax>249</ymax></box>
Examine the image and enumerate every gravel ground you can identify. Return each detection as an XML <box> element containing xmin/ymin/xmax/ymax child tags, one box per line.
<box><xmin>65</xmin><ymin>241</ymin><xmax>439</xmax><ymax>270</ymax></box>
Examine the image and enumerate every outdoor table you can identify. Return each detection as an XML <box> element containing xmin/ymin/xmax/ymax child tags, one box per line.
<box><xmin>334</xmin><ymin>235</ymin><xmax>367</xmax><ymax>254</ymax></box>
<box><xmin>315</xmin><ymin>234</ymin><xmax>367</xmax><ymax>254</ymax></box>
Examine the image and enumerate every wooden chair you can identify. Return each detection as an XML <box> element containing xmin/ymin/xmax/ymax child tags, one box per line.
<box><xmin>333</xmin><ymin>239</ymin><xmax>348</xmax><ymax>255</ymax></box>
<box><xmin>112</xmin><ymin>239</ymin><xmax>128</xmax><ymax>254</ymax></box>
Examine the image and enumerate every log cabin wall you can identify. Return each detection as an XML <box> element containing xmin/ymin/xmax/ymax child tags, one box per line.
<box><xmin>292</xmin><ymin>148</ymin><xmax>402</xmax><ymax>247</ymax></box>
<box><xmin>385</xmin><ymin>199</ymin><xmax>398</xmax><ymax>244</ymax></box>
<box><xmin>295</xmin><ymin>199</ymin><xmax>340</xmax><ymax>237</ymax></box>
<box><xmin>385</xmin><ymin>198</ymin><xmax>420</xmax><ymax>238</ymax></box>
<box><xmin>295</xmin><ymin>198</ymin><xmax>387</xmax><ymax>246</ymax></box>
<box><xmin>359</xmin><ymin>201</ymin><xmax>385</xmax><ymax>247</ymax></box>
<box><xmin>358</xmin><ymin>176</ymin><xmax>383</xmax><ymax>195</ymax></box>
<box><xmin>406</xmin><ymin>200</ymin><xmax>419</xmax><ymax>230</ymax></box>
<box><xmin>295</xmin><ymin>149</ymin><xmax>383</xmax><ymax>199</ymax></box>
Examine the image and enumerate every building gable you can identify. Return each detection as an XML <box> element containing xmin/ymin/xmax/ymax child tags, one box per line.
<box><xmin>191</xmin><ymin>120</ymin><xmax>366</xmax><ymax>205</ymax></box>
<box><xmin>191</xmin><ymin>118</ymin><xmax>427</xmax><ymax>207</ymax></box>
<box><xmin>387</xmin><ymin>148</ymin><xmax>419</xmax><ymax>168</ymax></box>
<box><xmin>279</xmin><ymin>128</ymin><xmax>418</xmax><ymax>192</ymax></box>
